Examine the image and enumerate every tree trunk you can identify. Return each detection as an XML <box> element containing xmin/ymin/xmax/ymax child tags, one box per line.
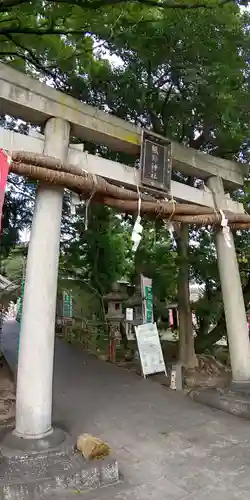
<box><xmin>195</xmin><ymin>313</ymin><xmax>226</xmax><ymax>352</ymax></box>
<box><xmin>176</xmin><ymin>223</ymin><xmax>198</xmax><ymax>368</ymax></box>
<box><xmin>195</xmin><ymin>274</ymin><xmax>250</xmax><ymax>352</ymax></box>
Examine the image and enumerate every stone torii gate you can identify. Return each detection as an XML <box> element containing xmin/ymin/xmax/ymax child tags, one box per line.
<box><xmin>0</xmin><ymin>63</ymin><xmax>249</xmax><ymax>442</ymax></box>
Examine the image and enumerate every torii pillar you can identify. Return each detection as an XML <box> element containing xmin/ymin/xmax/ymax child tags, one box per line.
<box><xmin>14</xmin><ymin>117</ymin><xmax>70</xmax><ymax>439</ymax></box>
<box><xmin>207</xmin><ymin>176</ymin><xmax>250</xmax><ymax>385</ymax></box>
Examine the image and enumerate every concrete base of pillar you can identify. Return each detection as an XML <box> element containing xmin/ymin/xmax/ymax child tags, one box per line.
<box><xmin>189</xmin><ymin>385</ymin><xmax>250</xmax><ymax>420</ymax></box>
<box><xmin>0</xmin><ymin>426</ymin><xmax>120</xmax><ymax>499</ymax></box>
<box><xmin>2</xmin><ymin>426</ymin><xmax>67</xmax><ymax>452</ymax></box>
<box><xmin>231</xmin><ymin>380</ymin><xmax>250</xmax><ymax>394</ymax></box>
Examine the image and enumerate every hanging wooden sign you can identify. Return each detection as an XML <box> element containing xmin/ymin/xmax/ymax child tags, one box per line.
<box><xmin>140</xmin><ymin>130</ymin><xmax>172</xmax><ymax>193</ymax></box>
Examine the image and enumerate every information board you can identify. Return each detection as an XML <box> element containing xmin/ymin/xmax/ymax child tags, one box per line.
<box><xmin>140</xmin><ymin>130</ymin><xmax>172</xmax><ymax>193</ymax></box>
<box><xmin>135</xmin><ymin>322</ymin><xmax>167</xmax><ymax>378</ymax></box>
<box><xmin>126</xmin><ymin>308</ymin><xmax>134</xmax><ymax>321</ymax></box>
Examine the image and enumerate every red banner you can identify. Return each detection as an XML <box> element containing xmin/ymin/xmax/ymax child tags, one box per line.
<box><xmin>0</xmin><ymin>149</ymin><xmax>11</xmax><ymax>231</ymax></box>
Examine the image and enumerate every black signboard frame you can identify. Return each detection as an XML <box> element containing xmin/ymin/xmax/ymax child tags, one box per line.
<box><xmin>140</xmin><ymin>130</ymin><xmax>172</xmax><ymax>194</ymax></box>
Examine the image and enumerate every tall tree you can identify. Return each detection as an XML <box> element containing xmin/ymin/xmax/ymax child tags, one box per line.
<box><xmin>61</xmin><ymin>204</ymin><xmax>130</xmax><ymax>296</ymax></box>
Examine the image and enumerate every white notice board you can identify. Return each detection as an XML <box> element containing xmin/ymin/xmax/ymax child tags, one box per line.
<box><xmin>135</xmin><ymin>323</ymin><xmax>167</xmax><ymax>378</ymax></box>
<box><xmin>126</xmin><ymin>308</ymin><xmax>134</xmax><ymax>321</ymax></box>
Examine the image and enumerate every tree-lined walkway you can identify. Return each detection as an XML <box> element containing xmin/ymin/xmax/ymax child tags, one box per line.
<box><xmin>2</xmin><ymin>320</ymin><xmax>250</xmax><ymax>500</ymax></box>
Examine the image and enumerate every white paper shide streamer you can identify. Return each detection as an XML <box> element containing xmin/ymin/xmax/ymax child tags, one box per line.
<box><xmin>131</xmin><ymin>188</ymin><xmax>143</xmax><ymax>252</ymax></box>
<box><xmin>70</xmin><ymin>192</ymin><xmax>81</xmax><ymax>216</ymax></box>
<box><xmin>220</xmin><ymin>209</ymin><xmax>231</xmax><ymax>248</ymax></box>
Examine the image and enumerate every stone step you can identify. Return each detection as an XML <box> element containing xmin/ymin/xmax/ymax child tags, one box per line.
<box><xmin>0</xmin><ymin>454</ymin><xmax>120</xmax><ymax>499</ymax></box>
<box><xmin>190</xmin><ymin>387</ymin><xmax>250</xmax><ymax>419</ymax></box>
<box><xmin>0</xmin><ymin>427</ymin><xmax>120</xmax><ymax>500</ymax></box>
<box><xmin>41</xmin><ymin>481</ymin><xmax>127</xmax><ymax>500</ymax></box>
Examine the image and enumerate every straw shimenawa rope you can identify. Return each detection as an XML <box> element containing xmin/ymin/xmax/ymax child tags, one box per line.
<box><xmin>9</xmin><ymin>151</ymin><xmax>250</xmax><ymax>230</ymax></box>
<box><xmin>11</xmin><ymin>151</ymin><xmax>152</xmax><ymax>201</ymax></box>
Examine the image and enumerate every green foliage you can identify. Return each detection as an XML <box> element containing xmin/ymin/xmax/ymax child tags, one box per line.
<box><xmin>78</xmin><ymin>2</ymin><xmax>249</xmax><ymax>155</ymax></box>
<box><xmin>0</xmin><ymin>117</ymin><xmax>35</xmax><ymax>258</ymax></box>
<box><xmin>61</xmin><ymin>205</ymin><xmax>130</xmax><ymax>296</ymax></box>
<box><xmin>1</xmin><ymin>185</ymin><xmax>31</xmax><ymax>258</ymax></box>
<box><xmin>1</xmin><ymin>245</ymin><xmax>26</xmax><ymax>282</ymax></box>
<box><xmin>132</xmin><ymin>220</ymin><xmax>177</xmax><ymax>310</ymax></box>
<box><xmin>58</xmin><ymin>276</ymin><xmax>101</xmax><ymax>311</ymax></box>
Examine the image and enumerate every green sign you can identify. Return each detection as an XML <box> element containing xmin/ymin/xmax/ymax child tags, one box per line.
<box><xmin>63</xmin><ymin>291</ymin><xmax>73</xmax><ymax>318</ymax></box>
<box><xmin>141</xmin><ymin>275</ymin><xmax>153</xmax><ymax>324</ymax></box>
<box><xmin>145</xmin><ymin>285</ymin><xmax>153</xmax><ymax>323</ymax></box>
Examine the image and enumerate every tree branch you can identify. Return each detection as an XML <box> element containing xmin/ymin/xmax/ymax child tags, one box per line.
<box><xmin>0</xmin><ymin>17</ymin><xmax>18</xmax><ymax>23</ymax></box>
<box><xmin>3</xmin><ymin>33</ymin><xmax>68</xmax><ymax>87</ymax></box>
<box><xmin>0</xmin><ymin>27</ymin><xmax>85</xmax><ymax>35</ymax></box>
<box><xmin>0</xmin><ymin>0</ymin><xmax>240</xmax><ymax>17</ymax></box>
<box><xmin>0</xmin><ymin>49</ymin><xmax>60</xmax><ymax>85</ymax></box>
<box><xmin>7</xmin><ymin>178</ymin><xmax>35</xmax><ymax>201</ymax></box>
<box><xmin>0</xmin><ymin>0</ymin><xmax>30</xmax><ymax>12</ymax></box>
<box><xmin>50</xmin><ymin>0</ymin><xmax>238</xmax><ymax>10</ymax></box>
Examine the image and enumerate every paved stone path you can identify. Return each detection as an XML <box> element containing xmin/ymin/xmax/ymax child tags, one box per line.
<box><xmin>2</xmin><ymin>320</ymin><xmax>250</xmax><ymax>500</ymax></box>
